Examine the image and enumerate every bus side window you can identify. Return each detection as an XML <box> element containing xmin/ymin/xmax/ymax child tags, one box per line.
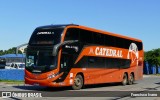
<box><xmin>89</xmin><ymin>58</ymin><xmax>95</xmax><ymax>63</ymax></box>
<box><xmin>79</xmin><ymin>29</ymin><xmax>93</xmax><ymax>44</ymax></box>
<box><xmin>65</xmin><ymin>28</ymin><xmax>79</xmax><ymax>41</ymax></box>
<box><xmin>93</xmin><ymin>32</ymin><xmax>105</xmax><ymax>45</ymax></box>
<box><xmin>115</xmin><ymin>37</ymin><xmax>124</xmax><ymax>48</ymax></box>
<box><xmin>105</xmin><ymin>35</ymin><xmax>116</xmax><ymax>47</ymax></box>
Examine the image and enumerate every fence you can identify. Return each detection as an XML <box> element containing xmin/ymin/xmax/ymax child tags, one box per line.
<box><xmin>0</xmin><ymin>69</ymin><xmax>24</xmax><ymax>81</ymax></box>
<box><xmin>144</xmin><ymin>62</ymin><xmax>160</xmax><ymax>74</ymax></box>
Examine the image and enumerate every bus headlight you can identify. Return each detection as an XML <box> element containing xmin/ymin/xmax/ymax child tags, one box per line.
<box><xmin>47</xmin><ymin>73</ymin><xmax>59</xmax><ymax>79</ymax></box>
<box><xmin>48</xmin><ymin>74</ymin><xmax>55</xmax><ymax>79</ymax></box>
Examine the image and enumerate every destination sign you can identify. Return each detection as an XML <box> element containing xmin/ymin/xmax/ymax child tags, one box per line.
<box><xmin>37</xmin><ymin>32</ymin><xmax>54</xmax><ymax>35</ymax></box>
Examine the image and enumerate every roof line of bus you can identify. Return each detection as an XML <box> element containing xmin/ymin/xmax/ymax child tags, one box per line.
<box><xmin>66</xmin><ymin>24</ymin><xmax>142</xmax><ymax>42</ymax></box>
<box><xmin>36</xmin><ymin>24</ymin><xmax>78</xmax><ymax>29</ymax></box>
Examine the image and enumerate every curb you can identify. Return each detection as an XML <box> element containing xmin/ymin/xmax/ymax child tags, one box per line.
<box><xmin>0</xmin><ymin>82</ymin><xmax>25</xmax><ymax>86</ymax></box>
<box><xmin>143</xmin><ymin>75</ymin><xmax>160</xmax><ymax>78</ymax></box>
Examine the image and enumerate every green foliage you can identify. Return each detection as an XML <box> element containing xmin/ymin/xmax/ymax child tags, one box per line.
<box><xmin>0</xmin><ymin>47</ymin><xmax>22</xmax><ymax>56</ymax></box>
<box><xmin>0</xmin><ymin>80</ymin><xmax>24</xmax><ymax>84</ymax></box>
<box><xmin>145</xmin><ymin>48</ymin><xmax>160</xmax><ymax>67</ymax></box>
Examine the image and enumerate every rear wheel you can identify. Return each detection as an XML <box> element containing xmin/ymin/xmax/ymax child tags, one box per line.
<box><xmin>122</xmin><ymin>73</ymin><xmax>128</xmax><ymax>86</ymax></box>
<box><xmin>72</xmin><ymin>74</ymin><xmax>84</xmax><ymax>90</ymax></box>
<box><xmin>128</xmin><ymin>73</ymin><xmax>134</xmax><ymax>85</ymax></box>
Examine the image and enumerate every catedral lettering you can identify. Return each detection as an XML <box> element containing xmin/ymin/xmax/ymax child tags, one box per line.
<box><xmin>95</xmin><ymin>47</ymin><xmax>123</xmax><ymax>58</ymax></box>
<box><xmin>25</xmin><ymin>24</ymin><xmax>144</xmax><ymax>90</ymax></box>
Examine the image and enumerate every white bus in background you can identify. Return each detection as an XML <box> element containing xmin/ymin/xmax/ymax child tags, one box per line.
<box><xmin>5</xmin><ymin>62</ymin><xmax>25</xmax><ymax>69</ymax></box>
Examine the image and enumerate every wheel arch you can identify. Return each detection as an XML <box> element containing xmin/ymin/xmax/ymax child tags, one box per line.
<box><xmin>76</xmin><ymin>72</ymin><xmax>84</xmax><ymax>84</ymax></box>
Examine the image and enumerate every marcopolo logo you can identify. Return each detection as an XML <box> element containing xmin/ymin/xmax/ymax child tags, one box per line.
<box><xmin>127</xmin><ymin>43</ymin><xmax>139</xmax><ymax>65</ymax></box>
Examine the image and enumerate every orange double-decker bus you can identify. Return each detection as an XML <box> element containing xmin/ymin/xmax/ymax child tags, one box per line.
<box><xmin>25</xmin><ymin>24</ymin><xmax>143</xmax><ymax>90</ymax></box>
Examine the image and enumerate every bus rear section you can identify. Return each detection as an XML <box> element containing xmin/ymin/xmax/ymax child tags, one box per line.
<box><xmin>25</xmin><ymin>24</ymin><xmax>143</xmax><ymax>90</ymax></box>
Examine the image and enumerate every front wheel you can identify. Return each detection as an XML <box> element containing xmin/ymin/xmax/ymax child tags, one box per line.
<box><xmin>72</xmin><ymin>74</ymin><xmax>84</xmax><ymax>90</ymax></box>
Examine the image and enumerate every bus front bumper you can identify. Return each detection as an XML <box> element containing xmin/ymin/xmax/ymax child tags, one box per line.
<box><xmin>25</xmin><ymin>72</ymin><xmax>68</xmax><ymax>87</ymax></box>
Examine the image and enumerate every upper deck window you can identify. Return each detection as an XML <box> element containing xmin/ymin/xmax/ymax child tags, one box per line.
<box><xmin>29</xmin><ymin>28</ymin><xmax>64</xmax><ymax>46</ymax></box>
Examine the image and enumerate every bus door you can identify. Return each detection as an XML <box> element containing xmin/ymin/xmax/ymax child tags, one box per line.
<box><xmin>59</xmin><ymin>53</ymin><xmax>73</xmax><ymax>82</ymax></box>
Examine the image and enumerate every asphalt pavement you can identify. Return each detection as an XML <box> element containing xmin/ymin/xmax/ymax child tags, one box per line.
<box><xmin>0</xmin><ymin>75</ymin><xmax>160</xmax><ymax>100</ymax></box>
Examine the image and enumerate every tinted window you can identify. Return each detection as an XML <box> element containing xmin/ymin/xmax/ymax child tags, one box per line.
<box><xmin>93</xmin><ymin>32</ymin><xmax>105</xmax><ymax>45</ymax></box>
<box><xmin>88</xmin><ymin>57</ymin><xmax>105</xmax><ymax>68</ymax></box>
<box><xmin>65</xmin><ymin>28</ymin><xmax>79</xmax><ymax>41</ymax></box>
<box><xmin>106</xmin><ymin>58</ymin><xmax>130</xmax><ymax>69</ymax></box>
<box><xmin>65</xmin><ymin>28</ymin><xmax>143</xmax><ymax>50</ymax></box>
<box><xmin>105</xmin><ymin>35</ymin><xmax>116</xmax><ymax>47</ymax></box>
<box><xmin>115</xmin><ymin>37</ymin><xmax>124</xmax><ymax>48</ymax></box>
<box><xmin>104</xmin><ymin>34</ymin><xmax>143</xmax><ymax>50</ymax></box>
<box><xmin>29</xmin><ymin>28</ymin><xmax>64</xmax><ymax>46</ymax></box>
<box><xmin>79</xmin><ymin>29</ymin><xmax>93</xmax><ymax>44</ymax></box>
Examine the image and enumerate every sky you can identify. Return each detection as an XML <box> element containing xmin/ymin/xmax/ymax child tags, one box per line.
<box><xmin>0</xmin><ymin>0</ymin><xmax>160</xmax><ymax>51</ymax></box>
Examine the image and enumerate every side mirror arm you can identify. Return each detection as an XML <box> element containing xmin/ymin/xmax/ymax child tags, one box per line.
<box><xmin>52</xmin><ymin>40</ymin><xmax>78</xmax><ymax>56</ymax></box>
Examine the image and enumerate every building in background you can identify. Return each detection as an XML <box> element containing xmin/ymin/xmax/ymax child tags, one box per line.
<box><xmin>0</xmin><ymin>54</ymin><xmax>25</xmax><ymax>66</ymax></box>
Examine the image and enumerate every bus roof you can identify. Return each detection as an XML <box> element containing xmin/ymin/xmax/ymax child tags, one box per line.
<box><xmin>36</xmin><ymin>24</ymin><xmax>78</xmax><ymax>29</ymax></box>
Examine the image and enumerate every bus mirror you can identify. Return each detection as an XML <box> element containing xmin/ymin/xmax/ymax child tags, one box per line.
<box><xmin>52</xmin><ymin>43</ymin><xmax>61</xmax><ymax>56</ymax></box>
<box><xmin>52</xmin><ymin>40</ymin><xmax>78</xmax><ymax>56</ymax></box>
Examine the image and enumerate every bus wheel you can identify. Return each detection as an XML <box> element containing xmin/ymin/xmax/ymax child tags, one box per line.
<box><xmin>72</xmin><ymin>74</ymin><xmax>83</xmax><ymax>90</ymax></box>
<box><xmin>128</xmin><ymin>73</ymin><xmax>134</xmax><ymax>85</ymax></box>
<box><xmin>122</xmin><ymin>73</ymin><xmax>128</xmax><ymax>86</ymax></box>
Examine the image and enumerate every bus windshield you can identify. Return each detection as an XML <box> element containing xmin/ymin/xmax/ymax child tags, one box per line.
<box><xmin>26</xmin><ymin>27</ymin><xmax>64</xmax><ymax>73</ymax></box>
<box><xmin>26</xmin><ymin>50</ymin><xmax>57</xmax><ymax>73</ymax></box>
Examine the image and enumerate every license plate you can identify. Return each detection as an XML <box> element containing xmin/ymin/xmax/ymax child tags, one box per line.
<box><xmin>33</xmin><ymin>83</ymin><xmax>39</xmax><ymax>86</ymax></box>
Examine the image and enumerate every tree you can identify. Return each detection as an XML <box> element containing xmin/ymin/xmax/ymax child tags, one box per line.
<box><xmin>145</xmin><ymin>48</ymin><xmax>160</xmax><ymax>73</ymax></box>
<box><xmin>0</xmin><ymin>47</ymin><xmax>22</xmax><ymax>56</ymax></box>
<box><xmin>0</xmin><ymin>50</ymin><xmax>4</xmax><ymax>56</ymax></box>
